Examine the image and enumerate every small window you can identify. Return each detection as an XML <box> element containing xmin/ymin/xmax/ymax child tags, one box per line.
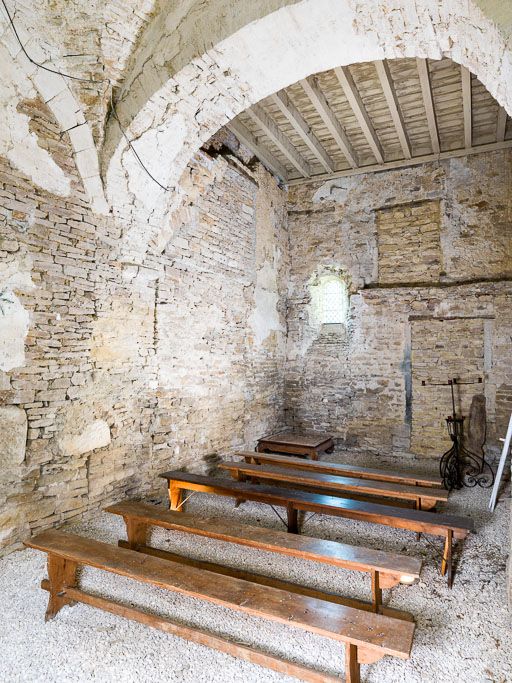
<box><xmin>308</xmin><ymin>272</ymin><xmax>349</xmax><ymax>329</ymax></box>
<box><xmin>322</xmin><ymin>278</ymin><xmax>345</xmax><ymax>324</ymax></box>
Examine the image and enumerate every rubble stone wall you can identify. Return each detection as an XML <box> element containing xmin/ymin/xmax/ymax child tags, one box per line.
<box><xmin>285</xmin><ymin>150</ymin><xmax>512</xmax><ymax>459</ymax></box>
<box><xmin>0</xmin><ymin>97</ymin><xmax>288</xmax><ymax>555</ymax></box>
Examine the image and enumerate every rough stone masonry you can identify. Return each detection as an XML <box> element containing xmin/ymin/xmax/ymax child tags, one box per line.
<box><xmin>0</xmin><ymin>93</ymin><xmax>288</xmax><ymax>554</ymax></box>
<box><xmin>1</xmin><ymin>90</ymin><xmax>511</xmax><ymax>561</ymax></box>
<box><xmin>285</xmin><ymin>152</ymin><xmax>512</xmax><ymax>458</ymax></box>
<box><xmin>0</xmin><ymin>4</ymin><xmax>511</xmax><ymax>611</ymax></box>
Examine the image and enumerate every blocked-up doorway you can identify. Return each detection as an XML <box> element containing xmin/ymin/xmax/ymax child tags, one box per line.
<box><xmin>411</xmin><ymin>317</ymin><xmax>486</xmax><ymax>457</ymax></box>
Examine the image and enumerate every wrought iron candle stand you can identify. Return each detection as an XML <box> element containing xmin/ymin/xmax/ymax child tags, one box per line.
<box><xmin>421</xmin><ymin>377</ymin><xmax>495</xmax><ymax>491</ymax></box>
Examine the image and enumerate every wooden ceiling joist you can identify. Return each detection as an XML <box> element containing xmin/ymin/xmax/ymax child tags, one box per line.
<box><xmin>374</xmin><ymin>59</ymin><xmax>412</xmax><ymax>159</ymax></box>
<box><xmin>334</xmin><ymin>66</ymin><xmax>384</xmax><ymax>164</ymax></box>
<box><xmin>461</xmin><ymin>66</ymin><xmax>472</xmax><ymax>149</ymax></box>
<box><xmin>287</xmin><ymin>140</ymin><xmax>512</xmax><ymax>186</ymax></box>
<box><xmin>416</xmin><ymin>58</ymin><xmax>440</xmax><ymax>154</ymax></box>
<box><xmin>497</xmin><ymin>106</ymin><xmax>507</xmax><ymax>142</ymax></box>
<box><xmin>246</xmin><ymin>104</ymin><xmax>311</xmax><ymax>177</ymax></box>
<box><xmin>271</xmin><ymin>90</ymin><xmax>335</xmax><ymax>173</ymax></box>
<box><xmin>226</xmin><ymin>119</ymin><xmax>288</xmax><ymax>182</ymax></box>
<box><xmin>227</xmin><ymin>57</ymin><xmax>510</xmax><ymax>185</ymax></box>
<box><xmin>300</xmin><ymin>75</ymin><xmax>358</xmax><ymax>168</ymax></box>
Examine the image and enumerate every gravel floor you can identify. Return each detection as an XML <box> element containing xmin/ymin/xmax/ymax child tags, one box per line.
<box><xmin>1</xmin><ymin>453</ymin><xmax>511</xmax><ymax>683</ymax></box>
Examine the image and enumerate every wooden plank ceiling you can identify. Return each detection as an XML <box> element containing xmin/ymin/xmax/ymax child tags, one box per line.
<box><xmin>226</xmin><ymin>57</ymin><xmax>512</xmax><ymax>185</ymax></box>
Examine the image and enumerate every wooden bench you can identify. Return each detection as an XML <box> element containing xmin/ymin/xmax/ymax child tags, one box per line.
<box><xmin>239</xmin><ymin>451</ymin><xmax>443</xmax><ymax>488</ymax></box>
<box><xmin>26</xmin><ymin>529</ymin><xmax>415</xmax><ymax>683</ymax></box>
<box><xmin>106</xmin><ymin>500</ymin><xmax>422</xmax><ymax>617</ymax></box>
<box><xmin>220</xmin><ymin>461</ymin><xmax>448</xmax><ymax>511</ymax></box>
<box><xmin>256</xmin><ymin>431</ymin><xmax>335</xmax><ymax>460</ymax></box>
<box><xmin>159</xmin><ymin>470</ymin><xmax>474</xmax><ymax>587</ymax></box>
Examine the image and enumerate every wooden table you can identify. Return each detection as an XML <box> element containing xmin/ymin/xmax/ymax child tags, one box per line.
<box><xmin>257</xmin><ymin>430</ymin><xmax>334</xmax><ymax>460</ymax></box>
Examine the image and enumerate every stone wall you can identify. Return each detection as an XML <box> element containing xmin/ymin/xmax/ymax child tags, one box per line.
<box><xmin>0</xmin><ymin>98</ymin><xmax>288</xmax><ymax>555</ymax></box>
<box><xmin>285</xmin><ymin>150</ymin><xmax>512</xmax><ymax>458</ymax></box>
<box><xmin>1</xmin><ymin>95</ymin><xmax>511</xmax><ymax>562</ymax></box>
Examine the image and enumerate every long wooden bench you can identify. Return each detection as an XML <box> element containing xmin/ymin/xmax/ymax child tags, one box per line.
<box><xmin>239</xmin><ymin>451</ymin><xmax>443</xmax><ymax>489</ymax></box>
<box><xmin>159</xmin><ymin>470</ymin><xmax>474</xmax><ymax>587</ymax></box>
<box><xmin>26</xmin><ymin>529</ymin><xmax>415</xmax><ymax>683</ymax></box>
<box><xmin>106</xmin><ymin>500</ymin><xmax>422</xmax><ymax>616</ymax></box>
<box><xmin>220</xmin><ymin>461</ymin><xmax>448</xmax><ymax>511</ymax></box>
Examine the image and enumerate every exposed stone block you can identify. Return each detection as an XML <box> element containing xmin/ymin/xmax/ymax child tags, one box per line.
<box><xmin>58</xmin><ymin>420</ymin><xmax>111</xmax><ymax>457</ymax></box>
<box><xmin>0</xmin><ymin>406</ymin><xmax>27</xmax><ymax>474</ymax></box>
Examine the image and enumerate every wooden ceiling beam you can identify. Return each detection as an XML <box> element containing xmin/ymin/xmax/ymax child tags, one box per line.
<box><xmin>287</xmin><ymin>140</ymin><xmax>512</xmax><ymax>186</ymax></box>
<box><xmin>461</xmin><ymin>66</ymin><xmax>472</xmax><ymax>148</ymax></box>
<box><xmin>374</xmin><ymin>60</ymin><xmax>412</xmax><ymax>159</ymax></box>
<box><xmin>246</xmin><ymin>104</ymin><xmax>311</xmax><ymax>177</ymax></box>
<box><xmin>271</xmin><ymin>90</ymin><xmax>335</xmax><ymax>173</ymax></box>
<box><xmin>227</xmin><ymin>119</ymin><xmax>289</xmax><ymax>182</ymax></box>
<box><xmin>300</xmin><ymin>76</ymin><xmax>358</xmax><ymax>168</ymax></box>
<box><xmin>497</xmin><ymin>106</ymin><xmax>507</xmax><ymax>142</ymax></box>
<box><xmin>334</xmin><ymin>66</ymin><xmax>384</xmax><ymax>164</ymax></box>
<box><xmin>416</xmin><ymin>58</ymin><xmax>440</xmax><ymax>154</ymax></box>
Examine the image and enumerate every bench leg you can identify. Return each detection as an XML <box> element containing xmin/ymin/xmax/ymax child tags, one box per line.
<box><xmin>169</xmin><ymin>481</ymin><xmax>184</xmax><ymax>511</ymax></box>
<box><xmin>415</xmin><ymin>499</ymin><xmax>422</xmax><ymax>540</ymax></box>
<box><xmin>441</xmin><ymin>529</ymin><xmax>453</xmax><ymax>587</ymax></box>
<box><xmin>441</xmin><ymin>529</ymin><xmax>453</xmax><ymax>588</ymax></box>
<box><xmin>286</xmin><ymin>504</ymin><xmax>299</xmax><ymax>534</ymax></box>
<box><xmin>230</xmin><ymin>471</ymin><xmax>246</xmax><ymax>508</ymax></box>
<box><xmin>371</xmin><ymin>570</ymin><xmax>382</xmax><ymax>614</ymax></box>
<box><xmin>345</xmin><ymin>644</ymin><xmax>360</xmax><ymax>683</ymax></box>
<box><xmin>45</xmin><ymin>554</ymin><xmax>78</xmax><ymax>622</ymax></box>
<box><xmin>125</xmin><ymin>517</ymin><xmax>148</xmax><ymax>549</ymax></box>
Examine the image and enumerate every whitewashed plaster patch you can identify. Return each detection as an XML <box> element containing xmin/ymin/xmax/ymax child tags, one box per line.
<box><xmin>0</xmin><ymin>42</ymin><xmax>70</xmax><ymax>196</ymax></box>
<box><xmin>0</xmin><ymin>406</ymin><xmax>27</xmax><ymax>474</ymax></box>
<box><xmin>313</xmin><ymin>177</ymin><xmax>358</xmax><ymax>204</ymax></box>
<box><xmin>0</xmin><ymin>11</ymin><xmax>108</xmax><ymax>211</ymax></box>
<box><xmin>249</xmin><ymin>257</ymin><xmax>284</xmax><ymax>346</ymax></box>
<box><xmin>0</xmin><ymin>249</ymin><xmax>34</xmax><ymax>372</ymax></box>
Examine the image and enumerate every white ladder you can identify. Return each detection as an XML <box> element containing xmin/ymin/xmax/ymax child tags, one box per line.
<box><xmin>488</xmin><ymin>412</ymin><xmax>512</xmax><ymax>512</ymax></box>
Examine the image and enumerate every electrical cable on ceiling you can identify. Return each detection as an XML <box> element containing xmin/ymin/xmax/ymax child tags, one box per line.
<box><xmin>0</xmin><ymin>0</ymin><xmax>105</xmax><ymax>84</ymax></box>
<box><xmin>0</xmin><ymin>0</ymin><xmax>170</xmax><ymax>191</ymax></box>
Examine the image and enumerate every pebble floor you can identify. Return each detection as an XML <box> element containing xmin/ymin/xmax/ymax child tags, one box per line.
<box><xmin>1</xmin><ymin>453</ymin><xmax>511</xmax><ymax>683</ymax></box>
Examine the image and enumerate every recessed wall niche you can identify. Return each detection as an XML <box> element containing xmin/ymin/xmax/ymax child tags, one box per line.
<box><xmin>376</xmin><ymin>200</ymin><xmax>442</xmax><ymax>285</ymax></box>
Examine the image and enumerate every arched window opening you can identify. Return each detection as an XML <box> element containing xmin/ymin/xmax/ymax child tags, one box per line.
<box><xmin>309</xmin><ymin>272</ymin><xmax>349</xmax><ymax>330</ymax></box>
<box><xmin>322</xmin><ymin>278</ymin><xmax>346</xmax><ymax>324</ymax></box>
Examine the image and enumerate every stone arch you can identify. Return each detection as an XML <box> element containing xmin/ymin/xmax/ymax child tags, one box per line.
<box><xmin>103</xmin><ymin>0</ymin><xmax>512</xmax><ymax>260</ymax></box>
<box><xmin>0</xmin><ymin>12</ymin><xmax>107</xmax><ymax>212</ymax></box>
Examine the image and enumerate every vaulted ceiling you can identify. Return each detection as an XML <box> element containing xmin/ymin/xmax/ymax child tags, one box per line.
<box><xmin>227</xmin><ymin>57</ymin><xmax>512</xmax><ymax>185</ymax></box>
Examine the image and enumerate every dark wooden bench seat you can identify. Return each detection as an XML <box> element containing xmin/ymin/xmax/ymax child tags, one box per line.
<box><xmin>106</xmin><ymin>500</ymin><xmax>422</xmax><ymax>616</ymax></box>
<box><xmin>159</xmin><ymin>470</ymin><xmax>474</xmax><ymax>587</ymax></box>
<box><xmin>220</xmin><ymin>461</ymin><xmax>448</xmax><ymax>511</ymax></box>
<box><xmin>26</xmin><ymin>529</ymin><xmax>415</xmax><ymax>683</ymax></box>
<box><xmin>239</xmin><ymin>451</ymin><xmax>443</xmax><ymax>489</ymax></box>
